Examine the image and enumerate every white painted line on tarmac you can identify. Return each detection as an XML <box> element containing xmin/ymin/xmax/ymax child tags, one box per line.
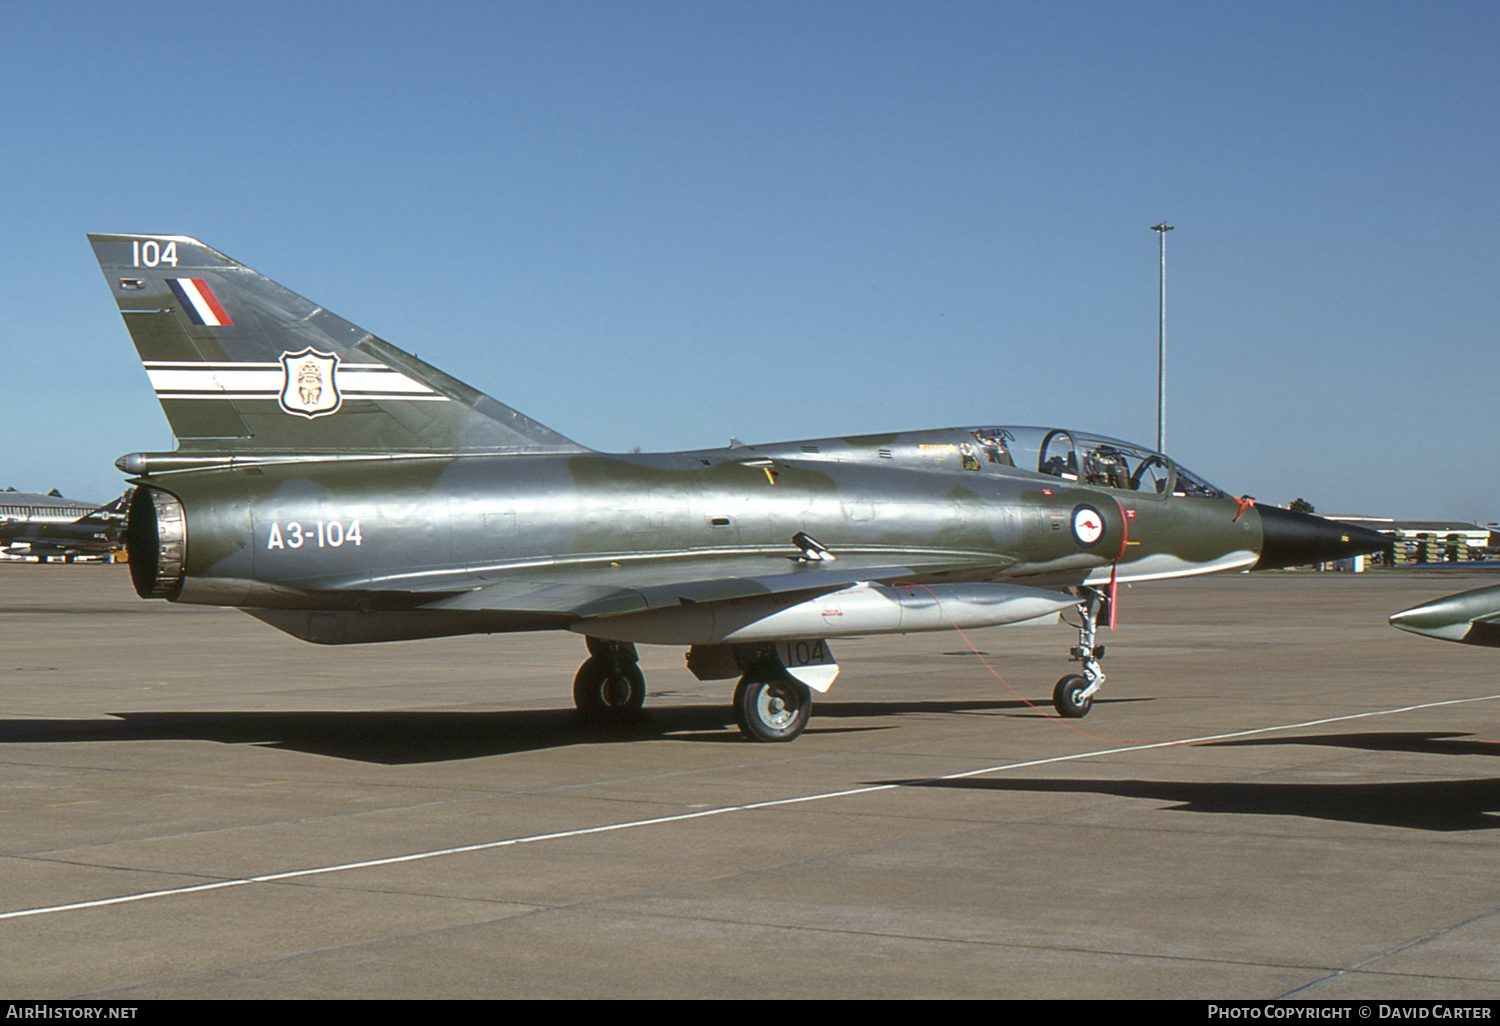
<box><xmin>4</xmin><ymin>692</ymin><xmax>1498</xmax><ymax>922</ymax></box>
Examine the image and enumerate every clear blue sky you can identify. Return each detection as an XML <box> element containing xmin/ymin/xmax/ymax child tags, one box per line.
<box><xmin>3</xmin><ymin>1</ymin><xmax>1495</xmax><ymax>521</ymax></box>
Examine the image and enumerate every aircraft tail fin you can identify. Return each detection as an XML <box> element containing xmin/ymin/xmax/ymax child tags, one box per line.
<box><xmin>88</xmin><ymin>234</ymin><xmax>587</xmax><ymax>455</ymax></box>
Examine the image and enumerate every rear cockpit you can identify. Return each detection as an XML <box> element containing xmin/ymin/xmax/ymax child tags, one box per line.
<box><xmin>721</xmin><ymin>426</ymin><xmax>1226</xmax><ymax>498</ymax></box>
<box><xmin>1030</xmin><ymin>428</ymin><xmax>1224</xmax><ymax>498</ymax></box>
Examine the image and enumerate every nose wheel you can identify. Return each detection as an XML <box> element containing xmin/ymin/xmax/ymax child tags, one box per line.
<box><xmin>1052</xmin><ymin>674</ymin><xmax>1093</xmax><ymax>718</ymax></box>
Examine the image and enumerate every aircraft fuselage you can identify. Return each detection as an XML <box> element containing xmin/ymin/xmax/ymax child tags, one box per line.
<box><xmin>126</xmin><ymin>426</ymin><xmax>1261</xmax><ymax>644</ymax></box>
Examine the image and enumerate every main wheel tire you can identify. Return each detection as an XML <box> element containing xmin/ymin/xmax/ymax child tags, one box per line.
<box><xmin>733</xmin><ymin>672</ymin><xmax>811</xmax><ymax>742</ymax></box>
<box><xmin>1053</xmin><ymin>674</ymin><xmax>1093</xmax><ymax>718</ymax></box>
<box><xmin>573</xmin><ymin>657</ymin><xmax>646</xmax><ymax>714</ymax></box>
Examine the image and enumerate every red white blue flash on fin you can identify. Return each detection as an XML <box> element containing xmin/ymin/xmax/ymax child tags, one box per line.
<box><xmin>166</xmin><ymin>278</ymin><xmax>233</xmax><ymax>327</ymax></box>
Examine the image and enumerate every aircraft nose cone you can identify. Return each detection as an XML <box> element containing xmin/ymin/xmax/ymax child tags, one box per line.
<box><xmin>1390</xmin><ymin>584</ymin><xmax>1500</xmax><ymax>647</ymax></box>
<box><xmin>1389</xmin><ymin>597</ymin><xmax>1460</xmax><ymax>637</ymax></box>
<box><xmin>1253</xmin><ymin>505</ymin><xmax>1389</xmax><ymax>571</ymax></box>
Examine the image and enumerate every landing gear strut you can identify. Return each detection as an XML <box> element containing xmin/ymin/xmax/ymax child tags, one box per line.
<box><xmin>1054</xmin><ymin>585</ymin><xmax>1107</xmax><ymax>718</ymax></box>
<box><xmin>574</xmin><ymin>638</ymin><xmax>645</xmax><ymax>716</ymax></box>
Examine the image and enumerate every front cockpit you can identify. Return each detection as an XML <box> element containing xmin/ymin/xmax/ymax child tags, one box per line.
<box><xmin>1024</xmin><ymin>428</ymin><xmax>1224</xmax><ymax>498</ymax></box>
<box><xmin>707</xmin><ymin>425</ymin><xmax>1226</xmax><ymax>499</ymax></box>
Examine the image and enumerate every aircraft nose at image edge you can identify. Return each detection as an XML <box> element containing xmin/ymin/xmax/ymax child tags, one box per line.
<box><xmin>1252</xmin><ymin>505</ymin><xmax>1389</xmax><ymax>571</ymax></box>
<box><xmin>1389</xmin><ymin>585</ymin><xmax>1500</xmax><ymax>647</ymax></box>
<box><xmin>1389</xmin><ymin>594</ymin><xmax>1465</xmax><ymax>639</ymax></box>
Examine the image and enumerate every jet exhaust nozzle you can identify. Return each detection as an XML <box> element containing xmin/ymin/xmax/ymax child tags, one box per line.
<box><xmin>1253</xmin><ymin>506</ymin><xmax>1389</xmax><ymax>571</ymax></box>
<box><xmin>125</xmin><ymin>486</ymin><xmax>186</xmax><ymax>600</ymax></box>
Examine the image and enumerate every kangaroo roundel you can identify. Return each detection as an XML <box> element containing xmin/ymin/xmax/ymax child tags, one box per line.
<box><xmin>1072</xmin><ymin>503</ymin><xmax>1105</xmax><ymax>548</ymax></box>
<box><xmin>278</xmin><ymin>348</ymin><xmax>342</xmax><ymax>419</ymax></box>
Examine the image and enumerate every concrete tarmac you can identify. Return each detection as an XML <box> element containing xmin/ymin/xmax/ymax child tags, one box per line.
<box><xmin>2</xmin><ymin>562</ymin><xmax>1499</xmax><ymax>999</ymax></box>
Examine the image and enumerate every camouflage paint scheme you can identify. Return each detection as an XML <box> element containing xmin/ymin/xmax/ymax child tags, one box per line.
<box><xmin>90</xmin><ymin>234</ymin><xmax>1386</xmax><ymax>741</ymax></box>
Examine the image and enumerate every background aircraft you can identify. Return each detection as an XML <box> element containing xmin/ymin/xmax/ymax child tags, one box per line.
<box><xmin>1390</xmin><ymin>586</ymin><xmax>1500</xmax><ymax>648</ymax></box>
<box><xmin>90</xmin><ymin>233</ymin><xmax>1385</xmax><ymax>742</ymax></box>
<box><xmin>0</xmin><ymin>490</ymin><xmax>127</xmax><ymax>562</ymax></box>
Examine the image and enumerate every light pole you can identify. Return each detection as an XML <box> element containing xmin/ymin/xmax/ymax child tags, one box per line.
<box><xmin>1150</xmin><ymin>223</ymin><xmax>1173</xmax><ymax>453</ymax></box>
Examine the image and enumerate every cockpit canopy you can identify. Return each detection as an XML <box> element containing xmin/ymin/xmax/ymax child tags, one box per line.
<box><xmin>723</xmin><ymin>425</ymin><xmax>1226</xmax><ymax>499</ymax></box>
<box><xmin>972</xmin><ymin>427</ymin><xmax>1225</xmax><ymax>498</ymax></box>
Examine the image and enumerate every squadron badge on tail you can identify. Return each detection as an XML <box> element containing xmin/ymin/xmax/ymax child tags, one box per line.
<box><xmin>278</xmin><ymin>347</ymin><xmax>341</xmax><ymax>419</ymax></box>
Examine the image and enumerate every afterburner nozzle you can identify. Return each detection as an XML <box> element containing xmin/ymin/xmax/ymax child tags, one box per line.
<box><xmin>1253</xmin><ymin>506</ymin><xmax>1389</xmax><ymax>571</ymax></box>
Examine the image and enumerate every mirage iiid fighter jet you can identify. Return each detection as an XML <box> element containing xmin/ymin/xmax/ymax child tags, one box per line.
<box><xmin>89</xmin><ymin>234</ymin><xmax>1386</xmax><ymax>742</ymax></box>
<box><xmin>0</xmin><ymin>491</ymin><xmax>127</xmax><ymax>562</ymax></box>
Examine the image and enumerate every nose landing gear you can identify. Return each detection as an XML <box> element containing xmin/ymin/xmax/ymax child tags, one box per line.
<box><xmin>1054</xmin><ymin>585</ymin><xmax>1107</xmax><ymax>718</ymax></box>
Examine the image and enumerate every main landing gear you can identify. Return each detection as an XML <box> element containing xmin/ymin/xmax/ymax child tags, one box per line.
<box><xmin>732</xmin><ymin>664</ymin><xmax>811</xmax><ymax>743</ymax></box>
<box><xmin>1053</xmin><ymin>585</ymin><xmax>1107</xmax><ymax>719</ymax></box>
<box><xmin>573</xmin><ymin>638</ymin><xmax>645</xmax><ymax>715</ymax></box>
<box><xmin>573</xmin><ymin>638</ymin><xmax>820</xmax><ymax>743</ymax></box>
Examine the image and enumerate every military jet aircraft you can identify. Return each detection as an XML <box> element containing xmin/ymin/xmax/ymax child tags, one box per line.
<box><xmin>0</xmin><ymin>491</ymin><xmax>127</xmax><ymax>562</ymax></box>
<box><xmin>1391</xmin><ymin>585</ymin><xmax>1500</xmax><ymax>648</ymax></box>
<box><xmin>89</xmin><ymin>233</ymin><xmax>1386</xmax><ymax>742</ymax></box>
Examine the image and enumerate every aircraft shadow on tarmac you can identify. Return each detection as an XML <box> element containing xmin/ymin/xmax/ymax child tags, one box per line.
<box><xmin>0</xmin><ymin>695</ymin><xmax>1123</xmax><ymax>764</ymax></box>
<box><xmin>1200</xmin><ymin>731</ymin><xmax>1500</xmax><ymax>759</ymax></box>
<box><xmin>883</xmin><ymin>736</ymin><xmax>1500</xmax><ymax>833</ymax></box>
